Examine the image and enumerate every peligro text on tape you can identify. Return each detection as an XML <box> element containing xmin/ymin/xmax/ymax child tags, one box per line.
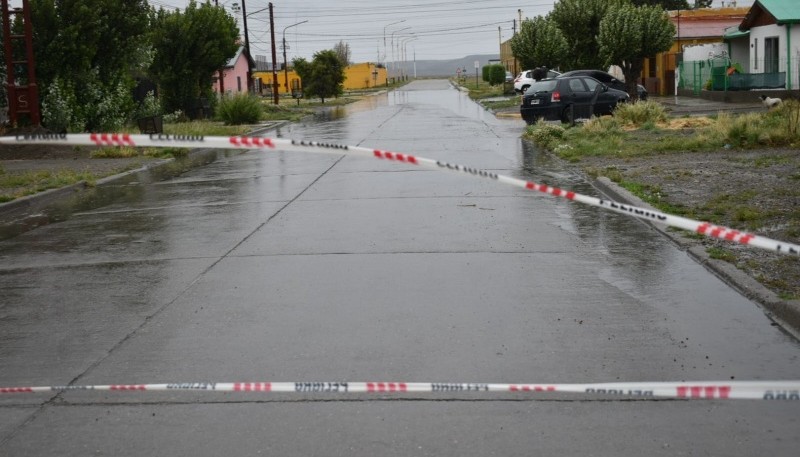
<box><xmin>1</xmin><ymin>133</ymin><xmax>798</xmax><ymax>256</ymax></box>
<box><xmin>1</xmin><ymin>380</ymin><xmax>799</xmax><ymax>400</ymax></box>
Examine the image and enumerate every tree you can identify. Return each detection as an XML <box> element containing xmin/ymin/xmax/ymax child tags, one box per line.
<box><xmin>693</xmin><ymin>0</ymin><xmax>713</xmax><ymax>8</ymax></box>
<box><xmin>293</xmin><ymin>50</ymin><xmax>345</xmax><ymax>104</ymax></box>
<box><xmin>333</xmin><ymin>40</ymin><xmax>351</xmax><ymax>67</ymax></box>
<box><xmin>630</xmin><ymin>0</ymin><xmax>690</xmax><ymax>9</ymax></box>
<box><xmin>149</xmin><ymin>1</ymin><xmax>239</xmax><ymax>115</ymax></box>
<box><xmin>550</xmin><ymin>0</ymin><xmax>625</xmax><ymax>71</ymax></box>
<box><xmin>598</xmin><ymin>3</ymin><xmax>675</xmax><ymax>100</ymax></box>
<box><xmin>509</xmin><ymin>15</ymin><xmax>567</xmax><ymax>71</ymax></box>
<box><xmin>30</xmin><ymin>0</ymin><xmax>151</xmax><ymax>131</ymax></box>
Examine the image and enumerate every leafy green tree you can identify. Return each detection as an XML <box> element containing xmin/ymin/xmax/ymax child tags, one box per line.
<box><xmin>630</xmin><ymin>0</ymin><xmax>690</xmax><ymax>9</ymax></box>
<box><xmin>550</xmin><ymin>0</ymin><xmax>624</xmax><ymax>71</ymax></box>
<box><xmin>149</xmin><ymin>1</ymin><xmax>239</xmax><ymax>115</ymax></box>
<box><xmin>293</xmin><ymin>50</ymin><xmax>345</xmax><ymax>103</ymax></box>
<box><xmin>693</xmin><ymin>0</ymin><xmax>712</xmax><ymax>7</ymax></box>
<box><xmin>30</xmin><ymin>0</ymin><xmax>150</xmax><ymax>131</ymax></box>
<box><xmin>598</xmin><ymin>3</ymin><xmax>675</xmax><ymax>100</ymax></box>
<box><xmin>510</xmin><ymin>15</ymin><xmax>567</xmax><ymax>70</ymax></box>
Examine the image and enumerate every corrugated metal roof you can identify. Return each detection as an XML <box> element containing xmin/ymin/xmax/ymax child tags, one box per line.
<box><xmin>674</xmin><ymin>19</ymin><xmax>744</xmax><ymax>39</ymax></box>
<box><xmin>757</xmin><ymin>0</ymin><xmax>800</xmax><ymax>23</ymax></box>
<box><xmin>741</xmin><ymin>0</ymin><xmax>800</xmax><ymax>30</ymax></box>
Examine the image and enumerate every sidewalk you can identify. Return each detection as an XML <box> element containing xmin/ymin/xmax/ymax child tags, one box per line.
<box><xmin>650</xmin><ymin>95</ymin><xmax>764</xmax><ymax>116</ymax></box>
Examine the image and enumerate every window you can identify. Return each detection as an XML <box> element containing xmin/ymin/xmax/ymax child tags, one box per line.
<box><xmin>754</xmin><ymin>38</ymin><xmax>758</xmax><ymax>70</ymax></box>
<box><xmin>765</xmin><ymin>37</ymin><xmax>779</xmax><ymax>73</ymax></box>
<box><xmin>583</xmin><ymin>78</ymin><xmax>600</xmax><ymax>91</ymax></box>
<box><xmin>569</xmin><ymin>78</ymin><xmax>587</xmax><ymax>93</ymax></box>
<box><xmin>237</xmin><ymin>76</ymin><xmax>242</xmax><ymax>92</ymax></box>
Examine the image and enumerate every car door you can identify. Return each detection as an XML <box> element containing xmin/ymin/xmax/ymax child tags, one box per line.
<box><xmin>566</xmin><ymin>78</ymin><xmax>592</xmax><ymax>118</ymax></box>
<box><xmin>581</xmin><ymin>77</ymin><xmax>613</xmax><ymax>114</ymax></box>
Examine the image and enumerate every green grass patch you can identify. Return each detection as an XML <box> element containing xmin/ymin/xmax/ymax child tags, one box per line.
<box><xmin>0</xmin><ymin>168</ymin><xmax>97</xmax><ymax>201</ymax></box>
<box><xmin>617</xmin><ymin>180</ymin><xmax>690</xmax><ymax>216</ymax></box>
<box><xmin>707</xmin><ymin>247</ymin><xmax>737</xmax><ymax>262</ymax></box>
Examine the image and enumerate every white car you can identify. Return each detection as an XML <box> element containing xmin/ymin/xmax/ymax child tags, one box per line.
<box><xmin>513</xmin><ymin>69</ymin><xmax>562</xmax><ymax>94</ymax></box>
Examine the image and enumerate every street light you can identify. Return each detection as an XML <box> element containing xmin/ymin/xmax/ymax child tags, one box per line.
<box><xmin>283</xmin><ymin>20</ymin><xmax>308</xmax><ymax>92</ymax></box>
<box><xmin>400</xmin><ymin>36</ymin><xmax>417</xmax><ymax>81</ymax></box>
<box><xmin>383</xmin><ymin>20</ymin><xmax>406</xmax><ymax>63</ymax></box>
<box><xmin>390</xmin><ymin>27</ymin><xmax>411</xmax><ymax>82</ymax></box>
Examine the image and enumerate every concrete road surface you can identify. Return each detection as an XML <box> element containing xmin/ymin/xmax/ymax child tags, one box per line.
<box><xmin>1</xmin><ymin>80</ymin><xmax>798</xmax><ymax>456</ymax></box>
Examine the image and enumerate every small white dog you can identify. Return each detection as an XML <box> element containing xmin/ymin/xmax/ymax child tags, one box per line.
<box><xmin>759</xmin><ymin>95</ymin><xmax>782</xmax><ymax>109</ymax></box>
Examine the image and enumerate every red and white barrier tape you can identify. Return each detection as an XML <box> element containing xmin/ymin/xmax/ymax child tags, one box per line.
<box><xmin>2</xmin><ymin>133</ymin><xmax>798</xmax><ymax>256</ymax></box>
<box><xmin>1</xmin><ymin>380</ymin><xmax>799</xmax><ymax>400</ymax></box>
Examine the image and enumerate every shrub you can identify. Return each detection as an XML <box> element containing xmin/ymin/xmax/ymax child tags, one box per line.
<box><xmin>216</xmin><ymin>93</ymin><xmax>263</xmax><ymax>125</ymax></box>
<box><xmin>488</xmin><ymin>65</ymin><xmax>506</xmax><ymax>86</ymax></box>
<box><xmin>41</xmin><ymin>78</ymin><xmax>85</xmax><ymax>133</ymax></box>
<box><xmin>581</xmin><ymin>115</ymin><xmax>621</xmax><ymax>135</ymax></box>
<box><xmin>526</xmin><ymin>120</ymin><xmax>566</xmax><ymax>149</ymax></box>
<box><xmin>135</xmin><ymin>91</ymin><xmax>162</xmax><ymax>119</ymax></box>
<box><xmin>613</xmin><ymin>100</ymin><xmax>667</xmax><ymax>127</ymax></box>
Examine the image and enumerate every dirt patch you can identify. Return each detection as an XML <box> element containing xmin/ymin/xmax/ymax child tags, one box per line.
<box><xmin>571</xmin><ymin>148</ymin><xmax>800</xmax><ymax>299</ymax></box>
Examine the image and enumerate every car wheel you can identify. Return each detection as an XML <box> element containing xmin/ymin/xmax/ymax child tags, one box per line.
<box><xmin>561</xmin><ymin>106</ymin><xmax>574</xmax><ymax>124</ymax></box>
<box><xmin>520</xmin><ymin>85</ymin><xmax>530</xmax><ymax>93</ymax></box>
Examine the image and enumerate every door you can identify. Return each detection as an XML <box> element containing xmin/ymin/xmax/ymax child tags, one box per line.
<box><xmin>765</xmin><ymin>37</ymin><xmax>779</xmax><ymax>74</ymax></box>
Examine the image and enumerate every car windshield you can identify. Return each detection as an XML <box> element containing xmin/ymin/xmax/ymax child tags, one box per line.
<box><xmin>526</xmin><ymin>80</ymin><xmax>558</xmax><ymax>93</ymax></box>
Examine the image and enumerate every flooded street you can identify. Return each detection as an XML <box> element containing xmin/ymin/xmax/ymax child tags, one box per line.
<box><xmin>1</xmin><ymin>80</ymin><xmax>798</xmax><ymax>456</ymax></box>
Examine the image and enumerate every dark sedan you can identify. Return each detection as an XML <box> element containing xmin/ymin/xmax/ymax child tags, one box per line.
<box><xmin>519</xmin><ymin>76</ymin><xmax>630</xmax><ymax>125</ymax></box>
<box><xmin>558</xmin><ymin>69</ymin><xmax>648</xmax><ymax>101</ymax></box>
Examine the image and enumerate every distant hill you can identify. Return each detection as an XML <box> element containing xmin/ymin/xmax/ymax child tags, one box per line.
<box><xmin>396</xmin><ymin>54</ymin><xmax>501</xmax><ymax>78</ymax></box>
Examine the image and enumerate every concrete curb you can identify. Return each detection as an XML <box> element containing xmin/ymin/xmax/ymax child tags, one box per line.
<box><xmin>592</xmin><ymin>176</ymin><xmax>800</xmax><ymax>339</ymax></box>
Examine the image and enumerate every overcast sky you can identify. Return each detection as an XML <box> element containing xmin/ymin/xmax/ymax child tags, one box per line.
<box><xmin>11</xmin><ymin>0</ymin><xmax>755</xmax><ymax>63</ymax></box>
<box><xmin>147</xmin><ymin>0</ymin><xmax>754</xmax><ymax>63</ymax></box>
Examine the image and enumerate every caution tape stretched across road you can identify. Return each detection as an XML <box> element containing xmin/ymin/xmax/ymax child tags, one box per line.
<box><xmin>1</xmin><ymin>133</ymin><xmax>798</xmax><ymax>256</ymax></box>
<box><xmin>1</xmin><ymin>380</ymin><xmax>799</xmax><ymax>400</ymax></box>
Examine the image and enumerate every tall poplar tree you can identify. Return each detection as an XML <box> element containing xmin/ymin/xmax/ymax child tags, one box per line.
<box><xmin>510</xmin><ymin>16</ymin><xmax>567</xmax><ymax>71</ymax></box>
<box><xmin>549</xmin><ymin>0</ymin><xmax>625</xmax><ymax>71</ymax></box>
<box><xmin>598</xmin><ymin>3</ymin><xmax>676</xmax><ymax>100</ymax></box>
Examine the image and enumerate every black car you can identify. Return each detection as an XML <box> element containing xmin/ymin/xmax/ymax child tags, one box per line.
<box><xmin>558</xmin><ymin>70</ymin><xmax>648</xmax><ymax>101</ymax></box>
<box><xmin>519</xmin><ymin>76</ymin><xmax>630</xmax><ymax>125</ymax></box>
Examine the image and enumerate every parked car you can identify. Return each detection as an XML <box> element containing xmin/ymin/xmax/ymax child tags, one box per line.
<box><xmin>513</xmin><ymin>69</ymin><xmax>562</xmax><ymax>94</ymax></box>
<box><xmin>505</xmin><ymin>71</ymin><xmax>513</xmax><ymax>83</ymax></box>
<box><xmin>558</xmin><ymin>69</ymin><xmax>648</xmax><ymax>100</ymax></box>
<box><xmin>519</xmin><ymin>76</ymin><xmax>630</xmax><ymax>125</ymax></box>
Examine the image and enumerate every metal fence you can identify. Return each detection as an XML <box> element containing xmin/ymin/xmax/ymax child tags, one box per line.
<box><xmin>679</xmin><ymin>58</ymin><xmax>795</xmax><ymax>94</ymax></box>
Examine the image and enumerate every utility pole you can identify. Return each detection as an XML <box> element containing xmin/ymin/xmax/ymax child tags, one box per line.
<box><xmin>269</xmin><ymin>2</ymin><xmax>279</xmax><ymax>104</ymax></box>
<box><xmin>215</xmin><ymin>0</ymin><xmax>225</xmax><ymax>95</ymax></box>
<box><xmin>241</xmin><ymin>0</ymin><xmax>251</xmax><ymax>92</ymax></box>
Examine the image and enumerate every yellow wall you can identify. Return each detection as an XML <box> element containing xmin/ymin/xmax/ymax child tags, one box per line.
<box><xmin>344</xmin><ymin>63</ymin><xmax>387</xmax><ymax>89</ymax></box>
<box><xmin>253</xmin><ymin>63</ymin><xmax>388</xmax><ymax>95</ymax></box>
<box><xmin>500</xmin><ymin>40</ymin><xmax>520</xmax><ymax>75</ymax></box>
<box><xmin>253</xmin><ymin>69</ymin><xmax>302</xmax><ymax>96</ymax></box>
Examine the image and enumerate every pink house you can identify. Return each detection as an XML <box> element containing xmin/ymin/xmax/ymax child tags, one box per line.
<box><xmin>213</xmin><ymin>46</ymin><xmax>254</xmax><ymax>94</ymax></box>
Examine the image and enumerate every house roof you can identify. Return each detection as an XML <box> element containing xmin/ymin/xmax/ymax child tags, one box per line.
<box><xmin>224</xmin><ymin>46</ymin><xmax>256</xmax><ymax>69</ymax></box>
<box><xmin>740</xmin><ymin>0</ymin><xmax>800</xmax><ymax>30</ymax></box>
<box><xmin>723</xmin><ymin>25</ymin><xmax>749</xmax><ymax>39</ymax></box>
<box><xmin>673</xmin><ymin>19</ymin><xmax>745</xmax><ymax>39</ymax></box>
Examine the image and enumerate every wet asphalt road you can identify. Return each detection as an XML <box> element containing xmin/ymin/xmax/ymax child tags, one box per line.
<box><xmin>1</xmin><ymin>80</ymin><xmax>798</xmax><ymax>456</ymax></box>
